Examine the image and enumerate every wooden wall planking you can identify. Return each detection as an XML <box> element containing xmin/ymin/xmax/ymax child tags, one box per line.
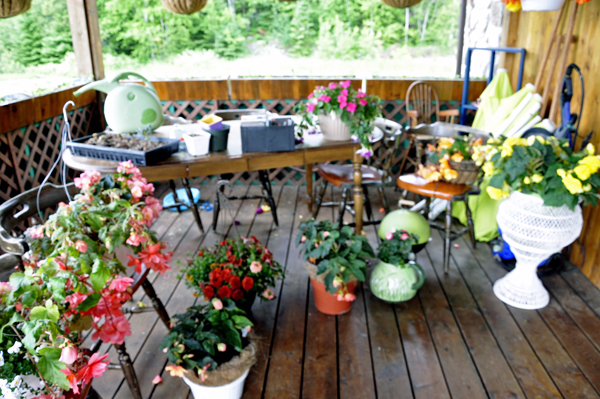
<box><xmin>503</xmin><ymin>3</ymin><xmax>600</xmax><ymax>287</ymax></box>
<box><xmin>0</xmin><ymin>86</ymin><xmax>96</xmax><ymax>135</ymax></box>
<box><xmin>152</xmin><ymin>78</ymin><xmax>486</xmax><ymax>102</ymax></box>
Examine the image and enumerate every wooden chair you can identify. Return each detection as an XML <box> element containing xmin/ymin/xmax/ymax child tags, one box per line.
<box><xmin>312</xmin><ymin>118</ymin><xmax>402</xmax><ymax>225</ymax></box>
<box><xmin>396</xmin><ymin>124</ymin><xmax>490</xmax><ymax>274</ymax></box>
<box><xmin>0</xmin><ymin>183</ymin><xmax>171</xmax><ymax>399</ymax></box>
<box><xmin>406</xmin><ymin>80</ymin><xmax>460</xmax><ymax>126</ymax></box>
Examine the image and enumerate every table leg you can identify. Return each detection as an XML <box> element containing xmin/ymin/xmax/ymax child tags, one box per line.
<box><xmin>353</xmin><ymin>152</ymin><xmax>363</xmax><ymax>234</ymax></box>
<box><xmin>306</xmin><ymin>163</ymin><xmax>314</xmax><ymax>213</ymax></box>
<box><xmin>182</xmin><ymin>178</ymin><xmax>204</xmax><ymax>234</ymax></box>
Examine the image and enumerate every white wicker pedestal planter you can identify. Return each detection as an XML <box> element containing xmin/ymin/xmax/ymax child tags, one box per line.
<box><xmin>493</xmin><ymin>191</ymin><xmax>583</xmax><ymax>310</ymax></box>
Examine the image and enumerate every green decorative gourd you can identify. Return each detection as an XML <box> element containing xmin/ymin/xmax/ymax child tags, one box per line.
<box><xmin>378</xmin><ymin>209</ymin><xmax>430</xmax><ymax>246</ymax></box>
<box><xmin>370</xmin><ymin>261</ymin><xmax>425</xmax><ymax>303</ymax></box>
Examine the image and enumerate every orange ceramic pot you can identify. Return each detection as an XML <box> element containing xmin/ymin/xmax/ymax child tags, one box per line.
<box><xmin>310</xmin><ymin>278</ymin><xmax>357</xmax><ymax>315</ymax></box>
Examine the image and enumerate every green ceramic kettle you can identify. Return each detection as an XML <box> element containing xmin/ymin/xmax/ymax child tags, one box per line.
<box><xmin>74</xmin><ymin>72</ymin><xmax>163</xmax><ymax>134</ymax></box>
<box><xmin>370</xmin><ymin>261</ymin><xmax>425</xmax><ymax>303</ymax></box>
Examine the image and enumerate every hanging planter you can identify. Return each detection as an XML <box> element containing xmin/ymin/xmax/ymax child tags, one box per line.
<box><xmin>381</xmin><ymin>0</ymin><xmax>423</xmax><ymax>9</ymax></box>
<box><xmin>0</xmin><ymin>0</ymin><xmax>31</xmax><ymax>18</ymax></box>
<box><xmin>521</xmin><ymin>0</ymin><xmax>566</xmax><ymax>11</ymax></box>
<box><xmin>161</xmin><ymin>0</ymin><xmax>208</xmax><ymax>15</ymax></box>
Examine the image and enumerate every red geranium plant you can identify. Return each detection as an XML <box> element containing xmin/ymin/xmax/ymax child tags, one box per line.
<box><xmin>184</xmin><ymin>237</ymin><xmax>284</xmax><ymax>307</ymax></box>
<box><xmin>0</xmin><ymin>161</ymin><xmax>171</xmax><ymax>397</ymax></box>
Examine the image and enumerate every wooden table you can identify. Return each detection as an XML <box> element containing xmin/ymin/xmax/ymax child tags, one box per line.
<box><xmin>63</xmin><ymin>123</ymin><xmax>381</xmax><ymax>234</ymax></box>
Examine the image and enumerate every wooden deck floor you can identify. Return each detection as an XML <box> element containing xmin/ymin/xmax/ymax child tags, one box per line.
<box><xmin>92</xmin><ymin>184</ymin><xmax>600</xmax><ymax>399</ymax></box>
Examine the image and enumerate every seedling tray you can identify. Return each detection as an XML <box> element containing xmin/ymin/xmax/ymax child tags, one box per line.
<box><xmin>67</xmin><ymin>133</ymin><xmax>179</xmax><ymax>166</ymax></box>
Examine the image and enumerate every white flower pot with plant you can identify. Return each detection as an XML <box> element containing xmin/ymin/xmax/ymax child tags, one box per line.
<box><xmin>478</xmin><ymin>136</ymin><xmax>600</xmax><ymax>309</ymax></box>
<box><xmin>183</xmin><ymin>131</ymin><xmax>211</xmax><ymax>156</ymax></box>
<box><xmin>295</xmin><ymin>80</ymin><xmax>382</xmax><ymax>157</ymax></box>
<box><xmin>162</xmin><ymin>298</ymin><xmax>256</xmax><ymax>399</ymax></box>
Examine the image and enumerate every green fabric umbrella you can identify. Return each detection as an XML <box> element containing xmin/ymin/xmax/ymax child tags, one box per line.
<box><xmin>472</xmin><ymin>69</ymin><xmax>513</xmax><ymax>130</ymax></box>
<box><xmin>489</xmin><ymin>84</ymin><xmax>535</xmax><ymax>137</ymax></box>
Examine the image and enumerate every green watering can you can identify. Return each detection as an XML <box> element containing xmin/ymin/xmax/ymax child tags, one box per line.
<box><xmin>370</xmin><ymin>261</ymin><xmax>425</xmax><ymax>303</ymax></box>
<box><xmin>74</xmin><ymin>72</ymin><xmax>163</xmax><ymax>134</ymax></box>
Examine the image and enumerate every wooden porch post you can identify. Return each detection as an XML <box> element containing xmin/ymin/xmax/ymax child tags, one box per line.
<box><xmin>66</xmin><ymin>0</ymin><xmax>105</xmax><ymax>80</ymax></box>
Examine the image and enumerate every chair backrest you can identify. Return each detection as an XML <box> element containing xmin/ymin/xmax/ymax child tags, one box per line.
<box><xmin>406</xmin><ymin>81</ymin><xmax>441</xmax><ymax>127</ymax></box>
<box><xmin>0</xmin><ymin>184</ymin><xmax>78</xmax><ymax>255</ymax></box>
<box><xmin>370</xmin><ymin>118</ymin><xmax>404</xmax><ymax>182</ymax></box>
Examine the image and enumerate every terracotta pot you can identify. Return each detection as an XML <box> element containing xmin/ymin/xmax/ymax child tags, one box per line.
<box><xmin>310</xmin><ymin>278</ymin><xmax>357</xmax><ymax>315</ymax></box>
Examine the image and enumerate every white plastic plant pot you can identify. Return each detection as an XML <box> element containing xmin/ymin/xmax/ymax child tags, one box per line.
<box><xmin>183</xmin><ymin>132</ymin><xmax>211</xmax><ymax>156</ymax></box>
<box><xmin>183</xmin><ymin>368</ymin><xmax>250</xmax><ymax>399</ymax></box>
<box><xmin>521</xmin><ymin>0</ymin><xmax>565</xmax><ymax>11</ymax></box>
<box><xmin>318</xmin><ymin>111</ymin><xmax>351</xmax><ymax>141</ymax></box>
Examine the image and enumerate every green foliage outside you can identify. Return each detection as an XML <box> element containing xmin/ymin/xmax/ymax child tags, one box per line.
<box><xmin>0</xmin><ymin>0</ymin><xmax>460</xmax><ymax>69</ymax></box>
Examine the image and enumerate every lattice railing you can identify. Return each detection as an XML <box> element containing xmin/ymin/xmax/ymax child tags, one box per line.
<box><xmin>0</xmin><ymin>103</ymin><xmax>101</xmax><ymax>203</ymax></box>
<box><xmin>0</xmin><ymin>98</ymin><xmax>467</xmax><ymax>202</ymax></box>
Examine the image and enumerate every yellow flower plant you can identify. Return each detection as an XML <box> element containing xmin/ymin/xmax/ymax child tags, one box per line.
<box><xmin>418</xmin><ymin>136</ymin><xmax>485</xmax><ymax>183</ymax></box>
<box><xmin>477</xmin><ymin>136</ymin><xmax>600</xmax><ymax>209</ymax></box>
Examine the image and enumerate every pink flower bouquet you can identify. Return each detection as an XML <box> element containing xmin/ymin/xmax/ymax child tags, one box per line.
<box><xmin>295</xmin><ymin>80</ymin><xmax>382</xmax><ymax>157</ymax></box>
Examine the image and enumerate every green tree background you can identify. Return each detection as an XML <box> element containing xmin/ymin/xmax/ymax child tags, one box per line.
<box><xmin>0</xmin><ymin>0</ymin><xmax>459</xmax><ymax>69</ymax></box>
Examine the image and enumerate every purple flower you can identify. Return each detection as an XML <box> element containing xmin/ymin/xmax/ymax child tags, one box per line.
<box><xmin>340</xmin><ymin>80</ymin><xmax>351</xmax><ymax>89</ymax></box>
<box><xmin>328</xmin><ymin>82</ymin><xmax>338</xmax><ymax>90</ymax></box>
<box><xmin>307</xmin><ymin>103</ymin><xmax>316</xmax><ymax>113</ymax></box>
<box><xmin>337</xmin><ymin>95</ymin><xmax>347</xmax><ymax>104</ymax></box>
<box><xmin>356</xmin><ymin>147</ymin><xmax>373</xmax><ymax>158</ymax></box>
<box><xmin>339</xmin><ymin>102</ymin><xmax>347</xmax><ymax>109</ymax></box>
<box><xmin>341</xmin><ymin>89</ymin><xmax>349</xmax><ymax>97</ymax></box>
<box><xmin>346</xmin><ymin>102</ymin><xmax>357</xmax><ymax>113</ymax></box>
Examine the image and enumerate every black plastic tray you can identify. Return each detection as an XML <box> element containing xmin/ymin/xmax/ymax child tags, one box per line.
<box><xmin>67</xmin><ymin>133</ymin><xmax>179</xmax><ymax>166</ymax></box>
<box><xmin>241</xmin><ymin>123</ymin><xmax>295</xmax><ymax>153</ymax></box>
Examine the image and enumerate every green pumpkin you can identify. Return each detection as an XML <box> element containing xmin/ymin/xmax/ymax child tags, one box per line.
<box><xmin>378</xmin><ymin>209</ymin><xmax>430</xmax><ymax>245</ymax></box>
<box><xmin>369</xmin><ymin>261</ymin><xmax>425</xmax><ymax>303</ymax></box>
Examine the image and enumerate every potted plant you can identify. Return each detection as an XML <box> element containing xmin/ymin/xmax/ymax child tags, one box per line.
<box><xmin>0</xmin><ymin>161</ymin><xmax>172</xmax><ymax>398</ymax></box>
<box><xmin>296</xmin><ymin>219</ymin><xmax>375</xmax><ymax>315</ymax></box>
<box><xmin>161</xmin><ymin>298</ymin><xmax>255</xmax><ymax>399</ymax></box>
<box><xmin>184</xmin><ymin>237</ymin><xmax>284</xmax><ymax>315</ymax></box>
<box><xmin>418</xmin><ymin>136</ymin><xmax>486</xmax><ymax>185</ymax></box>
<box><xmin>370</xmin><ymin>230</ymin><xmax>425</xmax><ymax>303</ymax></box>
<box><xmin>183</xmin><ymin>132</ymin><xmax>211</xmax><ymax>156</ymax></box>
<box><xmin>294</xmin><ymin>80</ymin><xmax>382</xmax><ymax>158</ymax></box>
<box><xmin>478</xmin><ymin>136</ymin><xmax>600</xmax><ymax>309</ymax></box>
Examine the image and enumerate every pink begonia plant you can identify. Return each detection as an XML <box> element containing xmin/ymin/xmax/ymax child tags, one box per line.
<box><xmin>294</xmin><ymin>80</ymin><xmax>382</xmax><ymax>157</ymax></box>
<box><xmin>0</xmin><ymin>160</ymin><xmax>172</xmax><ymax>397</ymax></box>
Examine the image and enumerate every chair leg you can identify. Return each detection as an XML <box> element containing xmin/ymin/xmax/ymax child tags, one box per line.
<box><xmin>363</xmin><ymin>186</ymin><xmax>373</xmax><ymax>222</ymax></box>
<box><xmin>444</xmin><ymin>200</ymin><xmax>453</xmax><ymax>274</ymax></box>
<box><xmin>258</xmin><ymin>170</ymin><xmax>278</xmax><ymax>227</ymax></box>
<box><xmin>338</xmin><ymin>187</ymin><xmax>349</xmax><ymax>226</ymax></box>
<box><xmin>114</xmin><ymin>342</ymin><xmax>142</xmax><ymax>399</ymax></box>
<box><xmin>168</xmin><ymin>180</ymin><xmax>181</xmax><ymax>214</ymax></box>
<box><xmin>424</xmin><ymin>197</ymin><xmax>431</xmax><ymax>220</ymax></box>
<box><xmin>464</xmin><ymin>196</ymin><xmax>476</xmax><ymax>249</ymax></box>
<box><xmin>312</xmin><ymin>181</ymin><xmax>328</xmax><ymax>219</ymax></box>
<box><xmin>182</xmin><ymin>178</ymin><xmax>204</xmax><ymax>233</ymax></box>
<box><xmin>141</xmin><ymin>278</ymin><xmax>171</xmax><ymax>329</ymax></box>
<box><xmin>377</xmin><ymin>185</ymin><xmax>390</xmax><ymax>213</ymax></box>
<box><xmin>213</xmin><ymin>181</ymin><xmax>224</xmax><ymax>231</ymax></box>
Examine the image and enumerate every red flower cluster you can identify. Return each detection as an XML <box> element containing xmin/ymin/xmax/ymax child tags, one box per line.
<box><xmin>203</xmin><ymin>267</ymin><xmax>253</xmax><ymax>301</ymax></box>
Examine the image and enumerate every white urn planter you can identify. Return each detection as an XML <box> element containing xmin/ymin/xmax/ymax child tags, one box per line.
<box><xmin>318</xmin><ymin>112</ymin><xmax>351</xmax><ymax>141</ymax></box>
<box><xmin>183</xmin><ymin>368</ymin><xmax>250</xmax><ymax>399</ymax></box>
<box><xmin>521</xmin><ymin>0</ymin><xmax>565</xmax><ymax>11</ymax></box>
<box><xmin>493</xmin><ymin>191</ymin><xmax>583</xmax><ymax>310</ymax></box>
<box><xmin>182</xmin><ymin>342</ymin><xmax>255</xmax><ymax>399</ymax></box>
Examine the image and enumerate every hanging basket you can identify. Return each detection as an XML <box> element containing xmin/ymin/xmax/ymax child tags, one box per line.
<box><xmin>381</xmin><ymin>0</ymin><xmax>423</xmax><ymax>9</ymax></box>
<box><xmin>0</xmin><ymin>0</ymin><xmax>31</xmax><ymax>18</ymax></box>
<box><xmin>521</xmin><ymin>0</ymin><xmax>565</xmax><ymax>11</ymax></box>
<box><xmin>161</xmin><ymin>0</ymin><xmax>208</xmax><ymax>15</ymax></box>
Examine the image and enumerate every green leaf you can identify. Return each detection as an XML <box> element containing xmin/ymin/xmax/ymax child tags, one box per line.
<box><xmin>231</xmin><ymin>315</ymin><xmax>253</xmax><ymax>329</ymax></box>
<box><xmin>184</xmin><ymin>338</ymin><xmax>201</xmax><ymax>350</ymax></box>
<box><xmin>40</xmin><ymin>260</ymin><xmax>60</xmax><ymax>277</ymax></box>
<box><xmin>38</xmin><ymin>347</ymin><xmax>70</xmax><ymax>390</ymax></box>
<box><xmin>202</xmin><ymin>339</ymin><xmax>215</xmax><ymax>356</ymax></box>
<box><xmin>77</xmin><ymin>292</ymin><xmax>102</xmax><ymax>312</ymax></box>
<box><xmin>488</xmin><ymin>172</ymin><xmax>506</xmax><ymax>189</ymax></box>
<box><xmin>9</xmin><ymin>272</ymin><xmax>30</xmax><ymax>291</ymax></box>
<box><xmin>22</xmin><ymin>322</ymin><xmax>43</xmax><ymax>352</ymax></box>
<box><xmin>48</xmin><ymin>277</ymin><xmax>67</xmax><ymax>302</ymax></box>
<box><xmin>91</xmin><ymin>261</ymin><xmax>111</xmax><ymax>292</ymax></box>
<box><xmin>21</xmin><ymin>289</ymin><xmax>38</xmax><ymax>306</ymax></box>
<box><xmin>224</xmin><ymin>326</ymin><xmax>242</xmax><ymax>352</ymax></box>
<box><xmin>324</xmin><ymin>272</ymin><xmax>336</xmax><ymax>294</ymax></box>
